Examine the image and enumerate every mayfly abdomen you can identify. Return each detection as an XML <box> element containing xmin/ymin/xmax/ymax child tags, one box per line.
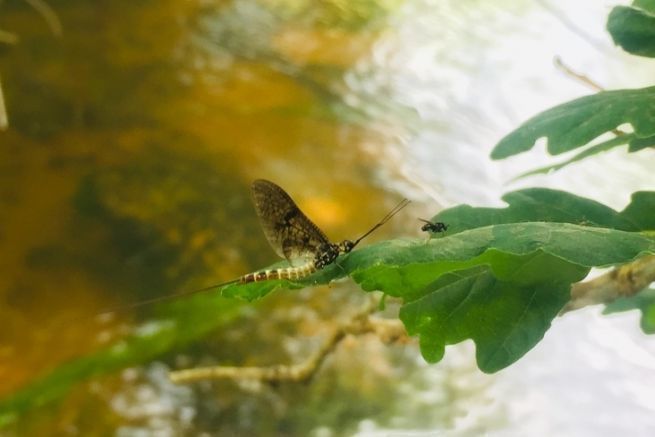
<box><xmin>240</xmin><ymin>262</ymin><xmax>317</xmax><ymax>284</ymax></box>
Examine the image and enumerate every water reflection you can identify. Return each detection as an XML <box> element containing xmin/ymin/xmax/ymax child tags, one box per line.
<box><xmin>0</xmin><ymin>0</ymin><xmax>458</xmax><ymax>435</ymax></box>
<box><xmin>2</xmin><ymin>0</ymin><xmax>655</xmax><ymax>435</ymax></box>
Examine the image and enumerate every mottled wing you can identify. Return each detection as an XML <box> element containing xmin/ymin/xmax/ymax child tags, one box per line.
<box><xmin>251</xmin><ymin>179</ymin><xmax>330</xmax><ymax>266</ymax></box>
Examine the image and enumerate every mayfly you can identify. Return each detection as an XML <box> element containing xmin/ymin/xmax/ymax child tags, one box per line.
<box><xmin>240</xmin><ymin>179</ymin><xmax>409</xmax><ymax>283</ymax></box>
<box><xmin>100</xmin><ymin>179</ymin><xmax>409</xmax><ymax>313</ymax></box>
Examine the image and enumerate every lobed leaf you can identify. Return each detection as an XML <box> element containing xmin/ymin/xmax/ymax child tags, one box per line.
<box><xmin>400</xmin><ymin>256</ymin><xmax>582</xmax><ymax>372</ymax></box>
<box><xmin>428</xmin><ymin>188</ymin><xmax>655</xmax><ymax>236</ymax></box>
<box><xmin>354</xmin><ymin>223</ymin><xmax>653</xmax><ymax>371</ymax></box>
<box><xmin>491</xmin><ymin>87</ymin><xmax>655</xmax><ymax>159</ymax></box>
<box><xmin>629</xmin><ymin>134</ymin><xmax>655</xmax><ymax>152</ymax></box>
<box><xmin>634</xmin><ymin>0</ymin><xmax>655</xmax><ymax>14</ymax></box>
<box><xmin>608</xmin><ymin>5</ymin><xmax>655</xmax><ymax>57</ymax></box>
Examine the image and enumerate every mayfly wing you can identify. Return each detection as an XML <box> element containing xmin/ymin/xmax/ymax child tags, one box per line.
<box><xmin>251</xmin><ymin>179</ymin><xmax>331</xmax><ymax>266</ymax></box>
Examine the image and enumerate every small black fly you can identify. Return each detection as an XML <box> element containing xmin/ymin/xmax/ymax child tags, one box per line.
<box><xmin>418</xmin><ymin>218</ymin><xmax>448</xmax><ymax>233</ymax></box>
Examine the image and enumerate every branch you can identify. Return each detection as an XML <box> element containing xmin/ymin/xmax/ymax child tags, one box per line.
<box><xmin>561</xmin><ymin>255</ymin><xmax>655</xmax><ymax>314</ymax></box>
<box><xmin>553</xmin><ymin>56</ymin><xmax>605</xmax><ymax>92</ymax></box>
<box><xmin>169</xmin><ymin>299</ymin><xmax>408</xmax><ymax>384</ymax></box>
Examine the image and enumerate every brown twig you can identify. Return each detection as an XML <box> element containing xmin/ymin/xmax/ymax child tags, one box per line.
<box><xmin>561</xmin><ymin>255</ymin><xmax>655</xmax><ymax>314</ymax></box>
<box><xmin>169</xmin><ymin>328</ymin><xmax>346</xmax><ymax>384</ymax></box>
<box><xmin>169</xmin><ymin>299</ymin><xmax>408</xmax><ymax>384</ymax></box>
<box><xmin>554</xmin><ymin>56</ymin><xmax>604</xmax><ymax>92</ymax></box>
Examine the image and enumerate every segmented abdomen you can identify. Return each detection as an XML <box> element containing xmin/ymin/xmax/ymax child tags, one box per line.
<box><xmin>239</xmin><ymin>262</ymin><xmax>316</xmax><ymax>284</ymax></box>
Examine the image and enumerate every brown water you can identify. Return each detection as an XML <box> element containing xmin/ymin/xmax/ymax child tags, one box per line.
<box><xmin>0</xmin><ymin>1</ymin><xmax>447</xmax><ymax>435</ymax></box>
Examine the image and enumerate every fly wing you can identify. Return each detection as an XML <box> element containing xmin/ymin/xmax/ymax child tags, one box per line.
<box><xmin>251</xmin><ymin>179</ymin><xmax>330</xmax><ymax>266</ymax></box>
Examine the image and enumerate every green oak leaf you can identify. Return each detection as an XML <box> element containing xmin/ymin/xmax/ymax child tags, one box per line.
<box><xmin>608</xmin><ymin>5</ymin><xmax>655</xmax><ymax>57</ymax></box>
<box><xmin>634</xmin><ymin>0</ymin><xmax>655</xmax><ymax>14</ymax></box>
<box><xmin>428</xmin><ymin>189</ymin><xmax>655</xmax><ymax>236</ymax></box>
<box><xmin>491</xmin><ymin>87</ymin><xmax>655</xmax><ymax>159</ymax></box>
<box><xmin>400</xmin><ymin>255</ymin><xmax>584</xmax><ymax>372</ymax></box>
<box><xmin>629</xmin><ymin>134</ymin><xmax>655</xmax><ymax>152</ymax></box>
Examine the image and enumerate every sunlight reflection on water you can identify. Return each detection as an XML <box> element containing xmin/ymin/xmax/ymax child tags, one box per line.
<box><xmin>346</xmin><ymin>0</ymin><xmax>655</xmax><ymax>435</ymax></box>
<box><xmin>355</xmin><ymin>0</ymin><xmax>654</xmax><ymax>208</ymax></box>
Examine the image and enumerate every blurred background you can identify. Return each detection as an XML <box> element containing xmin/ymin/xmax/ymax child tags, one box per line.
<box><xmin>1</xmin><ymin>0</ymin><xmax>655</xmax><ymax>435</ymax></box>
